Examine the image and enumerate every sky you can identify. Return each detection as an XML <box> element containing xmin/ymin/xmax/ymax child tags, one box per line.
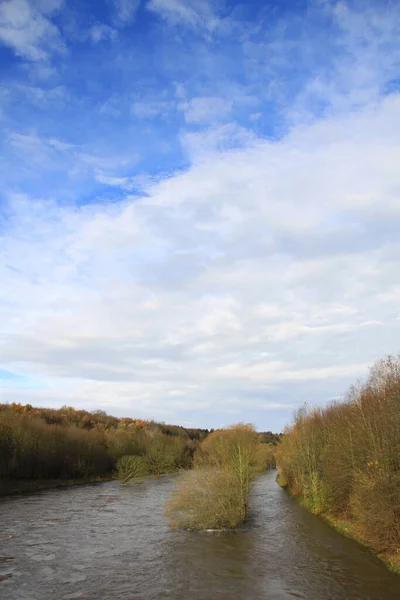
<box><xmin>0</xmin><ymin>0</ymin><xmax>400</xmax><ymax>431</ymax></box>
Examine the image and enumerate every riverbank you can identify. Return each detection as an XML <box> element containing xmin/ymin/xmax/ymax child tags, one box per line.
<box><xmin>276</xmin><ymin>474</ymin><xmax>400</xmax><ymax>575</ymax></box>
<box><xmin>322</xmin><ymin>513</ymin><xmax>400</xmax><ymax>575</ymax></box>
<box><xmin>0</xmin><ymin>475</ymin><xmax>113</xmax><ymax>497</ymax></box>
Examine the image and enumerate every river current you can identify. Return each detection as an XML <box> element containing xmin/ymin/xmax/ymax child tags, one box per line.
<box><xmin>1</xmin><ymin>471</ymin><xmax>399</xmax><ymax>599</ymax></box>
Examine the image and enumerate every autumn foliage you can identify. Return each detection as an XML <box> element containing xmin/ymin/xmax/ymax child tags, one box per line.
<box><xmin>0</xmin><ymin>403</ymin><xmax>208</xmax><ymax>484</ymax></box>
<box><xmin>276</xmin><ymin>355</ymin><xmax>400</xmax><ymax>561</ymax></box>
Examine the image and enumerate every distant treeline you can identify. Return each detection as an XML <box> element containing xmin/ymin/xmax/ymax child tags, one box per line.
<box><xmin>276</xmin><ymin>355</ymin><xmax>400</xmax><ymax>568</ymax></box>
<box><xmin>0</xmin><ymin>403</ymin><xmax>209</xmax><ymax>482</ymax></box>
<box><xmin>0</xmin><ymin>403</ymin><xmax>280</xmax><ymax>487</ymax></box>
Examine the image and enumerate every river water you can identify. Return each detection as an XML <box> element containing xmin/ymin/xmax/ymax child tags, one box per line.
<box><xmin>1</xmin><ymin>471</ymin><xmax>399</xmax><ymax>599</ymax></box>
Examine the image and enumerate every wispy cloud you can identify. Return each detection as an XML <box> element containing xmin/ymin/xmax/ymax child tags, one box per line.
<box><xmin>112</xmin><ymin>0</ymin><xmax>140</xmax><ymax>24</ymax></box>
<box><xmin>147</xmin><ymin>0</ymin><xmax>227</xmax><ymax>34</ymax></box>
<box><xmin>89</xmin><ymin>24</ymin><xmax>117</xmax><ymax>44</ymax></box>
<box><xmin>178</xmin><ymin>96</ymin><xmax>232</xmax><ymax>124</ymax></box>
<box><xmin>131</xmin><ymin>101</ymin><xmax>172</xmax><ymax>119</ymax></box>
<box><xmin>0</xmin><ymin>0</ymin><xmax>65</xmax><ymax>61</ymax></box>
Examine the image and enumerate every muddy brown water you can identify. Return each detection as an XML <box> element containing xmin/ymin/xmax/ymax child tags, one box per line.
<box><xmin>0</xmin><ymin>471</ymin><xmax>399</xmax><ymax>599</ymax></box>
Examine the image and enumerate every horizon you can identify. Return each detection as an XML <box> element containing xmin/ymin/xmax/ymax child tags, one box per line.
<box><xmin>1</xmin><ymin>0</ymin><xmax>400</xmax><ymax>432</ymax></box>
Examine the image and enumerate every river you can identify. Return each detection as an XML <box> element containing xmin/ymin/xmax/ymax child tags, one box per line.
<box><xmin>1</xmin><ymin>471</ymin><xmax>399</xmax><ymax>599</ymax></box>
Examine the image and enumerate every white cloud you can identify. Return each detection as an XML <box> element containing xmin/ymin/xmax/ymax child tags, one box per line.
<box><xmin>178</xmin><ymin>96</ymin><xmax>232</xmax><ymax>124</ymax></box>
<box><xmin>147</xmin><ymin>0</ymin><xmax>226</xmax><ymax>34</ymax></box>
<box><xmin>89</xmin><ymin>24</ymin><xmax>117</xmax><ymax>44</ymax></box>
<box><xmin>12</xmin><ymin>84</ymin><xmax>68</xmax><ymax>109</ymax></box>
<box><xmin>4</xmin><ymin>133</ymin><xmax>139</xmax><ymax>194</ymax></box>
<box><xmin>99</xmin><ymin>94</ymin><xmax>123</xmax><ymax>118</ymax></box>
<box><xmin>131</xmin><ymin>101</ymin><xmax>171</xmax><ymax>119</ymax></box>
<box><xmin>285</xmin><ymin>0</ymin><xmax>400</xmax><ymax>121</ymax></box>
<box><xmin>94</xmin><ymin>171</ymin><xmax>136</xmax><ymax>190</ymax></box>
<box><xmin>35</xmin><ymin>0</ymin><xmax>64</xmax><ymax>14</ymax></box>
<box><xmin>0</xmin><ymin>0</ymin><xmax>65</xmax><ymax>61</ymax></box>
<box><xmin>1</xmin><ymin>92</ymin><xmax>400</xmax><ymax>424</ymax></box>
<box><xmin>215</xmin><ymin>361</ymin><xmax>370</xmax><ymax>383</ymax></box>
<box><xmin>181</xmin><ymin>121</ymin><xmax>256</xmax><ymax>158</ymax></box>
<box><xmin>77</xmin><ymin>151</ymin><xmax>137</xmax><ymax>171</ymax></box>
<box><xmin>112</xmin><ymin>0</ymin><xmax>140</xmax><ymax>24</ymax></box>
<box><xmin>8</xmin><ymin>132</ymin><xmax>75</xmax><ymax>168</ymax></box>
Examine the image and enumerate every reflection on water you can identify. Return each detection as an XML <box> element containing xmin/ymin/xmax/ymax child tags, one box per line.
<box><xmin>0</xmin><ymin>472</ymin><xmax>399</xmax><ymax>599</ymax></box>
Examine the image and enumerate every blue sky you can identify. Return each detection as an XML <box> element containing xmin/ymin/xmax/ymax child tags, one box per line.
<box><xmin>1</xmin><ymin>0</ymin><xmax>400</xmax><ymax>431</ymax></box>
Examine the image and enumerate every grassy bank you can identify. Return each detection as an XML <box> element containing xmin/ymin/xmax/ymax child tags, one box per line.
<box><xmin>278</xmin><ymin>473</ymin><xmax>400</xmax><ymax>574</ymax></box>
<box><xmin>276</xmin><ymin>354</ymin><xmax>400</xmax><ymax>575</ymax></box>
<box><xmin>321</xmin><ymin>514</ymin><xmax>400</xmax><ymax>575</ymax></box>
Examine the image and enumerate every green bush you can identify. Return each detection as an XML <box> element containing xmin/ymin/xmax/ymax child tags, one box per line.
<box><xmin>116</xmin><ymin>455</ymin><xmax>146</xmax><ymax>484</ymax></box>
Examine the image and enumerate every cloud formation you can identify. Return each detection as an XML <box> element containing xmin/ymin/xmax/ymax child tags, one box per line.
<box><xmin>1</xmin><ymin>0</ymin><xmax>400</xmax><ymax>429</ymax></box>
<box><xmin>2</xmin><ymin>93</ymin><xmax>400</xmax><ymax>427</ymax></box>
<box><xmin>0</xmin><ymin>0</ymin><xmax>65</xmax><ymax>61</ymax></box>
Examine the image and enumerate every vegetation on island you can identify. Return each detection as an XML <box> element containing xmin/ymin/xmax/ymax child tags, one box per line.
<box><xmin>276</xmin><ymin>355</ymin><xmax>400</xmax><ymax>573</ymax></box>
<box><xmin>165</xmin><ymin>424</ymin><xmax>276</xmax><ymax>530</ymax></box>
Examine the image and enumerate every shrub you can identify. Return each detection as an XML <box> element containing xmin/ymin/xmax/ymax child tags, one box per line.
<box><xmin>116</xmin><ymin>455</ymin><xmax>146</xmax><ymax>484</ymax></box>
<box><xmin>144</xmin><ymin>437</ymin><xmax>174</xmax><ymax>475</ymax></box>
<box><xmin>166</xmin><ymin>423</ymin><xmax>276</xmax><ymax>530</ymax></box>
<box><xmin>165</xmin><ymin>466</ymin><xmax>245</xmax><ymax>529</ymax></box>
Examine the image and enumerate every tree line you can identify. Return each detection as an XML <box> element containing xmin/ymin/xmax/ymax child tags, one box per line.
<box><xmin>0</xmin><ymin>403</ymin><xmax>280</xmax><ymax>494</ymax></box>
<box><xmin>0</xmin><ymin>403</ymin><xmax>209</xmax><ymax>482</ymax></box>
<box><xmin>276</xmin><ymin>355</ymin><xmax>400</xmax><ymax>566</ymax></box>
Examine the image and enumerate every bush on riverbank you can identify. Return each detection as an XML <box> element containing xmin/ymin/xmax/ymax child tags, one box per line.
<box><xmin>116</xmin><ymin>455</ymin><xmax>146</xmax><ymax>484</ymax></box>
<box><xmin>276</xmin><ymin>355</ymin><xmax>400</xmax><ymax>564</ymax></box>
<box><xmin>166</xmin><ymin>424</ymin><xmax>275</xmax><ymax>529</ymax></box>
